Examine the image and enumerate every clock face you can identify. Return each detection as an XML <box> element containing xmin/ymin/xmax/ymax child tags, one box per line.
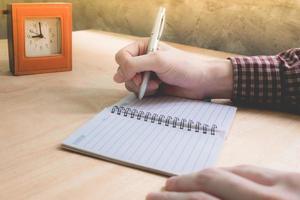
<box><xmin>25</xmin><ymin>18</ymin><xmax>62</xmax><ymax>57</ymax></box>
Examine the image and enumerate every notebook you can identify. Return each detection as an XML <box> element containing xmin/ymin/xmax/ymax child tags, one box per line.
<box><xmin>62</xmin><ymin>94</ymin><xmax>237</xmax><ymax>176</ymax></box>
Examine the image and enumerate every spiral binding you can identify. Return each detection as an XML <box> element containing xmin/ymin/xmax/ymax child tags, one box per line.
<box><xmin>111</xmin><ymin>106</ymin><xmax>218</xmax><ymax>135</ymax></box>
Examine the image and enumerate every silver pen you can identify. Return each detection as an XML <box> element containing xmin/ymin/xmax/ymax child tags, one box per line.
<box><xmin>138</xmin><ymin>7</ymin><xmax>166</xmax><ymax>100</ymax></box>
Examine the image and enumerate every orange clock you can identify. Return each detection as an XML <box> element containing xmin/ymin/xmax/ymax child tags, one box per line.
<box><xmin>7</xmin><ymin>3</ymin><xmax>72</xmax><ymax>75</ymax></box>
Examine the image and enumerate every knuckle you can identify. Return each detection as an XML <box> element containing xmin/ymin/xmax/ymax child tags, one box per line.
<box><xmin>115</xmin><ymin>50</ymin><xmax>123</xmax><ymax>63</ymax></box>
<box><xmin>195</xmin><ymin>168</ymin><xmax>219</xmax><ymax>186</ymax></box>
<box><xmin>201</xmin><ymin>167</ymin><xmax>220</xmax><ymax>175</ymax></box>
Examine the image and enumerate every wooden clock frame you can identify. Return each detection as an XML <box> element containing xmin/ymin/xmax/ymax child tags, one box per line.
<box><xmin>7</xmin><ymin>3</ymin><xmax>72</xmax><ymax>75</ymax></box>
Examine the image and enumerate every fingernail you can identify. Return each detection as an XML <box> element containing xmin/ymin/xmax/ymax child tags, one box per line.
<box><xmin>148</xmin><ymin>82</ymin><xmax>159</xmax><ymax>91</ymax></box>
<box><xmin>153</xmin><ymin>82</ymin><xmax>159</xmax><ymax>90</ymax></box>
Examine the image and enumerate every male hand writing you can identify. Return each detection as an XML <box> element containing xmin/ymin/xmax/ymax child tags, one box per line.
<box><xmin>114</xmin><ymin>39</ymin><xmax>233</xmax><ymax>100</ymax></box>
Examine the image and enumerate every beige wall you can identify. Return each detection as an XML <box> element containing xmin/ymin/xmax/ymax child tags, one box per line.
<box><xmin>1</xmin><ymin>0</ymin><xmax>300</xmax><ymax>55</ymax></box>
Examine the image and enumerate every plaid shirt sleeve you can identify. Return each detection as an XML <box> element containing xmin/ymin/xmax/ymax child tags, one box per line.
<box><xmin>229</xmin><ymin>48</ymin><xmax>300</xmax><ymax>111</ymax></box>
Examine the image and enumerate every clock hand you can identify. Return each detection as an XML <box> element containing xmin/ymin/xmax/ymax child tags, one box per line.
<box><xmin>38</xmin><ymin>22</ymin><xmax>46</xmax><ymax>38</ymax></box>
<box><xmin>38</xmin><ymin>22</ymin><xmax>42</xmax><ymax>35</ymax></box>
<box><xmin>32</xmin><ymin>35</ymin><xmax>42</xmax><ymax>38</ymax></box>
<box><xmin>31</xmin><ymin>23</ymin><xmax>44</xmax><ymax>38</ymax></box>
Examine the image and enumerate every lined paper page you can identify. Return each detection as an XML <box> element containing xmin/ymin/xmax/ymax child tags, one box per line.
<box><xmin>63</xmin><ymin>112</ymin><xmax>224</xmax><ymax>175</ymax></box>
<box><xmin>63</xmin><ymin>94</ymin><xmax>236</xmax><ymax>176</ymax></box>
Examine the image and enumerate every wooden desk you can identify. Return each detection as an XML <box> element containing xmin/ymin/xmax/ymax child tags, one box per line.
<box><xmin>0</xmin><ymin>30</ymin><xmax>299</xmax><ymax>200</ymax></box>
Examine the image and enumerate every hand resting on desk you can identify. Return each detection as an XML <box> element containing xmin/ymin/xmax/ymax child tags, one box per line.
<box><xmin>147</xmin><ymin>165</ymin><xmax>300</xmax><ymax>200</ymax></box>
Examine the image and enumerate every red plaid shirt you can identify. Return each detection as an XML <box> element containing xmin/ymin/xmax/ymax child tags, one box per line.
<box><xmin>229</xmin><ymin>48</ymin><xmax>300</xmax><ymax>112</ymax></box>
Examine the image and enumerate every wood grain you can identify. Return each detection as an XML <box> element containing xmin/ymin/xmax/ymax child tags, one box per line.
<box><xmin>0</xmin><ymin>30</ymin><xmax>299</xmax><ymax>200</ymax></box>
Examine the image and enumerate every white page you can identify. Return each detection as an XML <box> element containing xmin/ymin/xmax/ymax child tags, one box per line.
<box><xmin>63</xmin><ymin>112</ymin><xmax>224</xmax><ymax>175</ymax></box>
<box><xmin>63</xmin><ymin>94</ymin><xmax>236</xmax><ymax>176</ymax></box>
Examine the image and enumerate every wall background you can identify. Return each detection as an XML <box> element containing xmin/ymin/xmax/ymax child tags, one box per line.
<box><xmin>1</xmin><ymin>0</ymin><xmax>300</xmax><ymax>55</ymax></box>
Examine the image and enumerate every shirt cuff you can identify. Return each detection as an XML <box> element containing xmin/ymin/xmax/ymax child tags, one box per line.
<box><xmin>228</xmin><ymin>55</ymin><xmax>282</xmax><ymax>106</ymax></box>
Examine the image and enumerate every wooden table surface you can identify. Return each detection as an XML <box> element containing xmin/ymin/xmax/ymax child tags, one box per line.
<box><xmin>1</xmin><ymin>30</ymin><xmax>300</xmax><ymax>200</ymax></box>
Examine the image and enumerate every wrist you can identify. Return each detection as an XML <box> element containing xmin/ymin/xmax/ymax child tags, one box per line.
<box><xmin>205</xmin><ymin>59</ymin><xmax>233</xmax><ymax>99</ymax></box>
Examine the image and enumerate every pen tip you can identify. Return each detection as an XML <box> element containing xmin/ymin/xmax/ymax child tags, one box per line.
<box><xmin>138</xmin><ymin>92</ymin><xmax>144</xmax><ymax>100</ymax></box>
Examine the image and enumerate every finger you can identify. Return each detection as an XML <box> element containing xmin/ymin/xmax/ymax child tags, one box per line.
<box><xmin>143</xmin><ymin>78</ymin><xmax>162</xmax><ymax>97</ymax></box>
<box><xmin>114</xmin><ymin>66</ymin><xmax>127</xmax><ymax>83</ymax></box>
<box><xmin>144</xmin><ymin>89</ymin><xmax>158</xmax><ymax>97</ymax></box>
<box><xmin>147</xmin><ymin>80</ymin><xmax>161</xmax><ymax>92</ymax></box>
<box><xmin>125</xmin><ymin>79</ymin><xmax>160</xmax><ymax>94</ymax></box>
<box><xmin>116</xmin><ymin>51</ymin><xmax>168</xmax><ymax>82</ymax></box>
<box><xmin>146</xmin><ymin>191</ymin><xmax>220</xmax><ymax>200</ymax></box>
<box><xmin>125</xmin><ymin>80</ymin><xmax>139</xmax><ymax>93</ymax></box>
<box><xmin>165</xmin><ymin>168</ymin><xmax>269</xmax><ymax>200</ymax></box>
<box><xmin>115</xmin><ymin>39</ymin><xmax>148</xmax><ymax>64</ymax></box>
<box><xmin>115</xmin><ymin>39</ymin><xmax>168</xmax><ymax>66</ymax></box>
<box><xmin>129</xmin><ymin>52</ymin><xmax>166</xmax><ymax>74</ymax></box>
<box><xmin>132</xmin><ymin>73</ymin><xmax>142</xmax><ymax>86</ymax></box>
<box><xmin>222</xmin><ymin>165</ymin><xmax>281</xmax><ymax>186</ymax></box>
<box><xmin>134</xmin><ymin>73</ymin><xmax>162</xmax><ymax>87</ymax></box>
<box><xmin>114</xmin><ymin>40</ymin><xmax>148</xmax><ymax>82</ymax></box>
